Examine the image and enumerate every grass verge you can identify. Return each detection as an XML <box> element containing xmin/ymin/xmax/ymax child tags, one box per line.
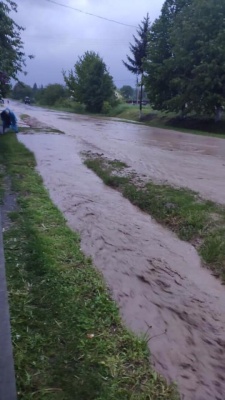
<box><xmin>0</xmin><ymin>133</ymin><xmax>178</xmax><ymax>400</ymax></box>
<box><xmin>108</xmin><ymin>104</ymin><xmax>225</xmax><ymax>138</ymax></box>
<box><xmin>84</xmin><ymin>154</ymin><xmax>225</xmax><ymax>281</ymax></box>
<box><xmin>120</xmin><ymin>106</ymin><xmax>225</xmax><ymax>138</ymax></box>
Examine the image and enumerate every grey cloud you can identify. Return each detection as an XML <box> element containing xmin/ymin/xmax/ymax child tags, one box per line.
<box><xmin>14</xmin><ymin>0</ymin><xmax>165</xmax><ymax>87</ymax></box>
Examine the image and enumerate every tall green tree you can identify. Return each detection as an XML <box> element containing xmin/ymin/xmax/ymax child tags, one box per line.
<box><xmin>63</xmin><ymin>51</ymin><xmax>115</xmax><ymax>113</ymax></box>
<box><xmin>145</xmin><ymin>0</ymin><xmax>192</xmax><ymax>112</ymax></box>
<box><xmin>168</xmin><ymin>0</ymin><xmax>225</xmax><ymax>117</ymax></box>
<box><xmin>146</xmin><ymin>0</ymin><xmax>225</xmax><ymax>118</ymax></box>
<box><xmin>123</xmin><ymin>14</ymin><xmax>150</xmax><ymax>116</ymax></box>
<box><xmin>0</xmin><ymin>1</ymin><xmax>32</xmax><ymax>96</ymax></box>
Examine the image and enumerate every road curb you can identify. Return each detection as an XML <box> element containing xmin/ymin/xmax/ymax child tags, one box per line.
<box><xmin>0</xmin><ymin>211</ymin><xmax>17</xmax><ymax>400</ymax></box>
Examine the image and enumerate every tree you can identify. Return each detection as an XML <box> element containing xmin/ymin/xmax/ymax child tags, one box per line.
<box><xmin>0</xmin><ymin>1</ymin><xmax>32</xmax><ymax>96</ymax></box>
<box><xmin>33</xmin><ymin>85</ymin><xmax>44</xmax><ymax>103</ymax></box>
<box><xmin>120</xmin><ymin>85</ymin><xmax>134</xmax><ymax>100</ymax></box>
<box><xmin>145</xmin><ymin>0</ymin><xmax>192</xmax><ymax>112</ymax></box>
<box><xmin>123</xmin><ymin>14</ymin><xmax>151</xmax><ymax>116</ymax></box>
<box><xmin>11</xmin><ymin>82</ymin><xmax>32</xmax><ymax>100</ymax></box>
<box><xmin>32</xmin><ymin>83</ymin><xmax>38</xmax><ymax>95</ymax></box>
<box><xmin>168</xmin><ymin>0</ymin><xmax>225</xmax><ymax>117</ymax></box>
<box><xmin>63</xmin><ymin>51</ymin><xmax>115</xmax><ymax>113</ymax></box>
<box><xmin>145</xmin><ymin>0</ymin><xmax>225</xmax><ymax>118</ymax></box>
<box><xmin>37</xmin><ymin>84</ymin><xmax>67</xmax><ymax>106</ymax></box>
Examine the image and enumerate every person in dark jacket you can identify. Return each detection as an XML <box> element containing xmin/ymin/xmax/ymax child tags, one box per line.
<box><xmin>1</xmin><ymin>108</ymin><xmax>18</xmax><ymax>133</ymax></box>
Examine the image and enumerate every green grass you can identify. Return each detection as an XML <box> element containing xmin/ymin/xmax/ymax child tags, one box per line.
<box><xmin>84</xmin><ymin>155</ymin><xmax>225</xmax><ymax>280</ymax></box>
<box><xmin>0</xmin><ymin>133</ymin><xmax>178</xmax><ymax>400</ymax></box>
<box><xmin>0</xmin><ymin>169</ymin><xmax>4</xmax><ymax>202</ymax></box>
<box><xmin>108</xmin><ymin>104</ymin><xmax>225</xmax><ymax>138</ymax></box>
<box><xmin>108</xmin><ymin>104</ymin><xmax>150</xmax><ymax>119</ymax></box>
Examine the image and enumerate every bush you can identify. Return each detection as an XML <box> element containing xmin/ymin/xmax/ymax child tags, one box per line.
<box><xmin>54</xmin><ymin>98</ymin><xmax>85</xmax><ymax>113</ymax></box>
<box><xmin>101</xmin><ymin>101</ymin><xmax>112</xmax><ymax>114</ymax></box>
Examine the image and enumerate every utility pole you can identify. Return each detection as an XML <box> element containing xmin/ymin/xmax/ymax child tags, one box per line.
<box><xmin>136</xmin><ymin>75</ymin><xmax>139</xmax><ymax>105</ymax></box>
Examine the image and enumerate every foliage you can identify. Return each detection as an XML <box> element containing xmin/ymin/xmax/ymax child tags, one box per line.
<box><xmin>145</xmin><ymin>0</ymin><xmax>225</xmax><ymax>116</ymax></box>
<box><xmin>63</xmin><ymin>51</ymin><xmax>115</xmax><ymax>113</ymax></box>
<box><xmin>145</xmin><ymin>0</ymin><xmax>191</xmax><ymax>112</ymax></box>
<box><xmin>123</xmin><ymin>13</ymin><xmax>150</xmax><ymax>76</ymax></box>
<box><xmin>0</xmin><ymin>71</ymin><xmax>10</xmax><ymax>97</ymax></box>
<box><xmin>10</xmin><ymin>82</ymin><xmax>67</xmax><ymax>106</ymax></box>
<box><xmin>52</xmin><ymin>98</ymin><xmax>86</xmax><ymax>113</ymax></box>
<box><xmin>0</xmin><ymin>0</ymin><xmax>32</xmax><ymax>96</ymax></box>
<box><xmin>33</xmin><ymin>85</ymin><xmax>45</xmax><ymax>103</ymax></box>
<box><xmin>120</xmin><ymin>85</ymin><xmax>134</xmax><ymax>100</ymax></box>
<box><xmin>101</xmin><ymin>101</ymin><xmax>112</xmax><ymax>114</ymax></box>
<box><xmin>169</xmin><ymin>0</ymin><xmax>225</xmax><ymax>116</ymax></box>
<box><xmin>11</xmin><ymin>81</ymin><xmax>33</xmax><ymax>100</ymax></box>
<box><xmin>36</xmin><ymin>83</ymin><xmax>68</xmax><ymax>106</ymax></box>
<box><xmin>123</xmin><ymin>14</ymin><xmax>151</xmax><ymax>114</ymax></box>
<box><xmin>32</xmin><ymin>82</ymin><xmax>38</xmax><ymax>96</ymax></box>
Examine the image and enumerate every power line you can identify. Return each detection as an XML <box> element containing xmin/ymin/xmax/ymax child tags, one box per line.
<box><xmin>45</xmin><ymin>0</ymin><xmax>137</xmax><ymax>28</ymax></box>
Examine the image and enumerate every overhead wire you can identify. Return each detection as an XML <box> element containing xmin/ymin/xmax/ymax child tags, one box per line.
<box><xmin>44</xmin><ymin>0</ymin><xmax>137</xmax><ymax>28</ymax></box>
<box><xmin>37</xmin><ymin>0</ymin><xmax>137</xmax><ymax>86</ymax></box>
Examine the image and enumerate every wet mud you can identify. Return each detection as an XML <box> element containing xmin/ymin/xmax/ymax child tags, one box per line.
<box><xmin>21</xmin><ymin>114</ymin><xmax>51</xmax><ymax>129</ymax></box>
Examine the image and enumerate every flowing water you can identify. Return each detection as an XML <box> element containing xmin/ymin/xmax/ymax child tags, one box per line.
<box><xmin>10</xmin><ymin>101</ymin><xmax>225</xmax><ymax>399</ymax></box>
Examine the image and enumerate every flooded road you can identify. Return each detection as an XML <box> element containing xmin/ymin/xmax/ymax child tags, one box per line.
<box><xmin>12</xmin><ymin>102</ymin><xmax>225</xmax><ymax>399</ymax></box>
<box><xmin>15</xmin><ymin>101</ymin><xmax>225</xmax><ymax>204</ymax></box>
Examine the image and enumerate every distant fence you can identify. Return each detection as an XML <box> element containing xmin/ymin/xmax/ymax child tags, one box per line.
<box><xmin>125</xmin><ymin>100</ymin><xmax>150</xmax><ymax>105</ymax></box>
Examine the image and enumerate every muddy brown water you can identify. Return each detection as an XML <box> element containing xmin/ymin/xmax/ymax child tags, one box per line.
<box><xmin>11</xmin><ymin>102</ymin><xmax>225</xmax><ymax>399</ymax></box>
<box><xmin>15</xmin><ymin>102</ymin><xmax>225</xmax><ymax>204</ymax></box>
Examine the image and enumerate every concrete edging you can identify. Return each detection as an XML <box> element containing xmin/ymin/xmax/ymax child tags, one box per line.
<box><xmin>0</xmin><ymin>211</ymin><xmax>17</xmax><ymax>400</ymax></box>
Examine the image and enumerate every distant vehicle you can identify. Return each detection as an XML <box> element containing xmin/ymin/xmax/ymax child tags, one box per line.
<box><xmin>24</xmin><ymin>96</ymin><xmax>31</xmax><ymax>104</ymax></box>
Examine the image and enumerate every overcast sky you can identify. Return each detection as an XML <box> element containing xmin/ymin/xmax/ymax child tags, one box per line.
<box><xmin>14</xmin><ymin>0</ymin><xmax>164</xmax><ymax>88</ymax></box>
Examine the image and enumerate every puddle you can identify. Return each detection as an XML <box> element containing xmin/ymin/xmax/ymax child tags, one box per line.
<box><xmin>18</xmin><ymin>132</ymin><xmax>225</xmax><ymax>400</ymax></box>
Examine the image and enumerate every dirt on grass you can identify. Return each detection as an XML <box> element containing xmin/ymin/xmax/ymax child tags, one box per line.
<box><xmin>20</xmin><ymin>114</ymin><xmax>63</xmax><ymax>134</ymax></box>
